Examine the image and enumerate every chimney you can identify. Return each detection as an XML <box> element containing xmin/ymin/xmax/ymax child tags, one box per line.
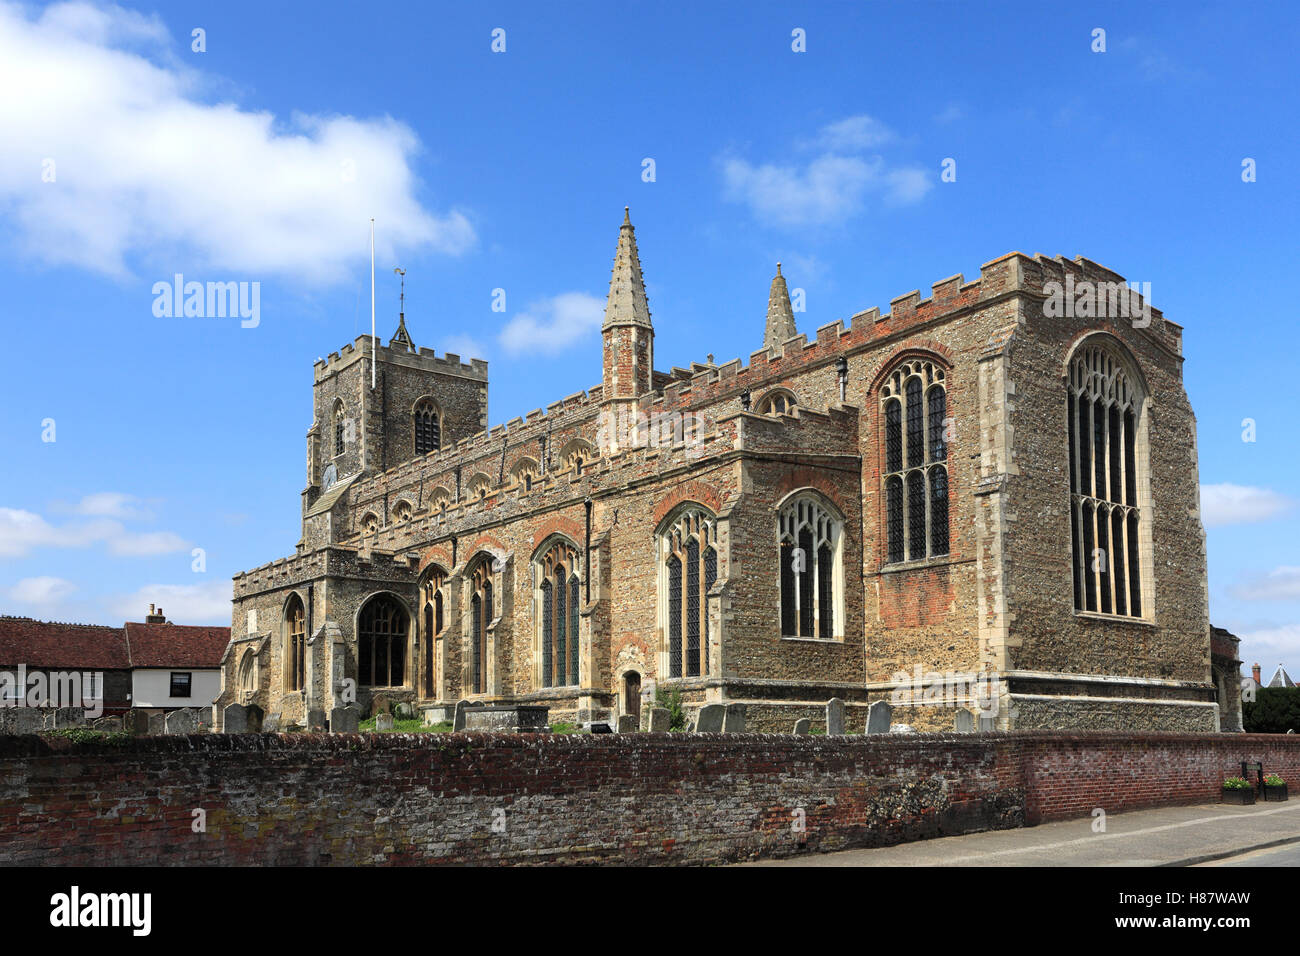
<box><xmin>1252</xmin><ymin>662</ymin><xmax>1262</xmax><ymax>686</ymax></box>
<box><xmin>145</xmin><ymin>604</ymin><xmax>167</xmax><ymax>624</ymax></box>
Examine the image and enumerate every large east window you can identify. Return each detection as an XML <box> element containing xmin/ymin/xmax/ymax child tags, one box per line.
<box><xmin>1068</xmin><ymin>344</ymin><xmax>1145</xmax><ymax>617</ymax></box>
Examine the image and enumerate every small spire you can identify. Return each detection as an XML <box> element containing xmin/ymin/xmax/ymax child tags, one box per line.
<box><xmin>603</xmin><ymin>207</ymin><xmax>651</xmax><ymax>330</ymax></box>
<box><xmin>763</xmin><ymin>263</ymin><xmax>797</xmax><ymax>351</ymax></box>
<box><xmin>389</xmin><ymin>267</ymin><xmax>414</xmax><ymax>351</ymax></box>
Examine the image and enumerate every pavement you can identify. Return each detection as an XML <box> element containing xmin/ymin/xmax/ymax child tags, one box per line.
<box><xmin>744</xmin><ymin>799</ymin><xmax>1300</xmax><ymax>866</ymax></box>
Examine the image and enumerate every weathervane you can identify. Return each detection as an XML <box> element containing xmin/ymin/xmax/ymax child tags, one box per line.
<box><xmin>393</xmin><ymin>267</ymin><xmax>406</xmax><ymax>316</ymax></box>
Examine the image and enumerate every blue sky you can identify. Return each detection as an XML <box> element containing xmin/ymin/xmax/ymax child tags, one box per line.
<box><xmin>0</xmin><ymin>1</ymin><xmax>1296</xmax><ymax>675</ymax></box>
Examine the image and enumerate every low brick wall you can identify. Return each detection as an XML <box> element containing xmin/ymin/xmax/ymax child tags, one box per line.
<box><xmin>0</xmin><ymin>732</ymin><xmax>1295</xmax><ymax>866</ymax></box>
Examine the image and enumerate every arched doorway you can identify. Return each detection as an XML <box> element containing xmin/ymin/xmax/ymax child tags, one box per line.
<box><xmin>624</xmin><ymin>671</ymin><xmax>642</xmax><ymax>727</ymax></box>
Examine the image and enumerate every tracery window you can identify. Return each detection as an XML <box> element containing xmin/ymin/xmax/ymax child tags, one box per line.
<box><xmin>414</xmin><ymin>398</ymin><xmax>441</xmax><ymax>456</ymax></box>
<box><xmin>536</xmin><ymin>539</ymin><xmax>581</xmax><ymax>688</ymax></box>
<box><xmin>562</xmin><ymin>439</ymin><xmax>597</xmax><ymax>476</ymax></box>
<box><xmin>238</xmin><ymin>650</ymin><xmax>257</xmax><ymax>701</ymax></box>
<box><xmin>467</xmin><ymin>474</ymin><xmax>491</xmax><ymax>501</ymax></box>
<box><xmin>286</xmin><ymin>593</ymin><xmax>306</xmax><ymax>692</ymax></box>
<box><xmin>429</xmin><ymin>487</ymin><xmax>451</xmax><ymax>519</ymax></box>
<box><xmin>421</xmin><ymin>567</ymin><xmax>446</xmax><ymax>698</ymax></box>
<box><xmin>660</xmin><ymin>506</ymin><xmax>717</xmax><ymax>678</ymax></box>
<box><xmin>778</xmin><ymin>494</ymin><xmax>842</xmax><ymax>639</ymax></box>
<box><xmin>757</xmin><ymin>389</ymin><xmax>797</xmax><ymax>416</ymax></box>
<box><xmin>469</xmin><ymin>558</ymin><xmax>494</xmax><ymax>694</ymax></box>
<box><xmin>360</xmin><ymin>512</ymin><xmax>379</xmax><ymax>535</ymax></box>
<box><xmin>333</xmin><ymin>400</ymin><xmax>345</xmax><ymax>457</ymax></box>
<box><xmin>881</xmin><ymin>359</ymin><xmax>948</xmax><ymax>564</ymax></box>
<box><xmin>512</xmin><ymin>458</ymin><xmax>539</xmax><ymax>494</ymax></box>
<box><xmin>1068</xmin><ymin>344</ymin><xmax>1145</xmax><ymax>617</ymax></box>
<box><xmin>358</xmin><ymin>594</ymin><xmax>407</xmax><ymax>688</ymax></box>
<box><xmin>392</xmin><ymin>499</ymin><xmax>413</xmax><ymax>523</ymax></box>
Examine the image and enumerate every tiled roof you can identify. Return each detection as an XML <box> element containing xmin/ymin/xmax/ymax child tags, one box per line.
<box><xmin>0</xmin><ymin>617</ymin><xmax>130</xmax><ymax>669</ymax></box>
<box><xmin>124</xmin><ymin>622</ymin><xmax>230</xmax><ymax>668</ymax></box>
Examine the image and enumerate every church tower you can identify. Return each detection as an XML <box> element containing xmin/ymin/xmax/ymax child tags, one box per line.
<box><xmin>601</xmin><ymin>209</ymin><xmax>654</xmax><ymax>448</ymax></box>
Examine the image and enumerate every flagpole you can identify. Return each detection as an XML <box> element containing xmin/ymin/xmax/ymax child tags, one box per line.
<box><xmin>370</xmin><ymin>218</ymin><xmax>376</xmax><ymax>389</ymax></box>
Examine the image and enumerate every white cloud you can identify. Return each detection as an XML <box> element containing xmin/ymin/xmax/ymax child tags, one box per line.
<box><xmin>1201</xmin><ymin>483</ymin><xmax>1293</xmax><ymax>527</ymax></box>
<box><xmin>0</xmin><ymin>1</ymin><xmax>473</xmax><ymax>282</ymax></box>
<box><xmin>0</xmin><ymin>508</ymin><xmax>116</xmax><ymax>557</ymax></box>
<box><xmin>108</xmin><ymin>530</ymin><xmax>189</xmax><ymax>556</ymax></box>
<box><xmin>1232</xmin><ymin>567</ymin><xmax>1300</xmax><ymax>602</ymax></box>
<box><xmin>439</xmin><ymin>333</ymin><xmax>489</xmax><ymax>362</ymax></box>
<box><xmin>1233</xmin><ymin>624</ymin><xmax>1300</xmax><ymax>669</ymax></box>
<box><xmin>0</xmin><ymin>505</ymin><xmax>187</xmax><ymax>558</ymax></box>
<box><xmin>721</xmin><ymin>115</ymin><xmax>931</xmax><ymax>227</ymax></box>
<box><xmin>498</xmin><ymin>292</ymin><xmax>605</xmax><ymax>356</ymax></box>
<box><xmin>66</xmin><ymin>492</ymin><xmax>150</xmax><ymax>520</ymax></box>
<box><xmin>108</xmin><ymin>579</ymin><xmax>232</xmax><ymax>625</ymax></box>
<box><xmin>814</xmin><ymin>114</ymin><xmax>896</xmax><ymax>151</ymax></box>
<box><xmin>8</xmin><ymin>576</ymin><xmax>77</xmax><ymax>604</ymax></box>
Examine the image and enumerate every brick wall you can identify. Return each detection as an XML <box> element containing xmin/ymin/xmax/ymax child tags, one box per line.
<box><xmin>3</xmin><ymin>731</ymin><xmax>1295</xmax><ymax>867</ymax></box>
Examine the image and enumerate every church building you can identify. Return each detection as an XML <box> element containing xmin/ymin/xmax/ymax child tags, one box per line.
<box><xmin>216</xmin><ymin>210</ymin><xmax>1219</xmax><ymax>733</ymax></box>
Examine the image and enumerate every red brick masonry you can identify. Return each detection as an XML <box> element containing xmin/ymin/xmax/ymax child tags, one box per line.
<box><xmin>2</xmin><ymin>732</ymin><xmax>1296</xmax><ymax>866</ymax></box>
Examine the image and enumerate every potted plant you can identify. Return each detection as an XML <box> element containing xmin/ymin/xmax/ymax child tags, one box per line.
<box><xmin>1222</xmin><ymin>776</ymin><xmax>1256</xmax><ymax>805</ymax></box>
<box><xmin>1264</xmin><ymin>773</ymin><xmax>1288</xmax><ymax>802</ymax></box>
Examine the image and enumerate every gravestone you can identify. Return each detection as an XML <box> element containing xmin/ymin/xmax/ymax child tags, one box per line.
<box><xmin>695</xmin><ymin>703</ymin><xmax>725</xmax><ymax>732</ymax></box>
<box><xmin>648</xmin><ymin>707</ymin><xmax>670</xmax><ymax>732</ymax></box>
<box><xmin>394</xmin><ymin>702</ymin><xmax>414</xmax><ymax>720</ymax></box>
<box><xmin>587</xmin><ymin>722</ymin><xmax>613</xmax><ymax>733</ymax></box>
<box><xmin>954</xmin><ymin>708</ymin><xmax>975</xmax><ymax>733</ymax></box>
<box><xmin>263</xmin><ymin>712</ymin><xmax>282</xmax><ymax>733</ymax></box>
<box><xmin>866</xmin><ymin>700</ymin><xmax>892</xmax><ymax>735</ymax></box>
<box><xmin>224</xmin><ymin>703</ymin><xmax>263</xmax><ymax>733</ymax></box>
<box><xmin>826</xmin><ymin>698</ymin><xmax>846</xmax><ymax>736</ymax></box>
<box><xmin>223</xmin><ymin>704</ymin><xmax>250</xmax><ymax>733</ymax></box>
<box><xmin>978</xmin><ymin>715</ymin><xmax>996</xmax><ymax>732</ymax></box>
<box><xmin>306</xmin><ymin>708</ymin><xmax>327</xmax><ymax>731</ymax></box>
<box><xmin>617</xmin><ymin>714</ymin><xmax>638</xmax><ymax>733</ymax></box>
<box><xmin>4</xmin><ymin>709</ymin><xmax>45</xmax><ymax>734</ymax></box>
<box><xmin>130</xmin><ymin>709</ymin><xmax>150</xmax><ymax>735</ymax></box>
<box><xmin>452</xmin><ymin>699</ymin><xmax>470</xmax><ymax>732</ymax></box>
<box><xmin>375</xmin><ymin>713</ymin><xmax>394</xmax><ymax>731</ymax></box>
<box><xmin>793</xmin><ymin>718</ymin><xmax>811</xmax><ymax>735</ymax></box>
<box><xmin>164</xmin><ymin>708</ymin><xmax>199</xmax><ymax>735</ymax></box>
<box><xmin>462</xmin><ymin>705</ymin><xmax>549</xmax><ymax>733</ymax></box>
<box><xmin>331</xmin><ymin>706</ymin><xmax>360</xmax><ymax>733</ymax></box>
<box><xmin>92</xmin><ymin>716</ymin><xmax>123</xmax><ymax>732</ymax></box>
<box><xmin>147</xmin><ymin>713</ymin><xmax>165</xmax><ymax>735</ymax></box>
<box><xmin>889</xmin><ymin>723</ymin><xmax>915</xmax><ymax>734</ymax></box>
<box><xmin>722</xmin><ymin>703</ymin><xmax>747</xmax><ymax>733</ymax></box>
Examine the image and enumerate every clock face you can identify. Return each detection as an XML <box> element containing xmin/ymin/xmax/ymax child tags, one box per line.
<box><xmin>322</xmin><ymin>464</ymin><xmax>338</xmax><ymax>491</ymax></box>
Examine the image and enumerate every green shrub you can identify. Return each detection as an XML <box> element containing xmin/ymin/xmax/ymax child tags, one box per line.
<box><xmin>1265</xmin><ymin>773</ymin><xmax>1285</xmax><ymax>786</ymax></box>
<box><xmin>654</xmin><ymin>686</ymin><xmax>687</xmax><ymax>731</ymax></box>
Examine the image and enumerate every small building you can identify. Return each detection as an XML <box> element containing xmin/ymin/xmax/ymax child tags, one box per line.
<box><xmin>0</xmin><ymin>616</ymin><xmax>133</xmax><ymax>715</ymax></box>
<box><xmin>124</xmin><ymin>605</ymin><xmax>228</xmax><ymax>711</ymax></box>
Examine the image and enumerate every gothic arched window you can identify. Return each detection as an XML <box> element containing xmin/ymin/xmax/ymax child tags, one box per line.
<box><xmin>562</xmin><ymin>439</ymin><xmax>597</xmax><ymax>477</ymax></box>
<box><xmin>536</xmin><ymin>539</ymin><xmax>581</xmax><ymax>688</ymax></box>
<box><xmin>757</xmin><ymin>389</ymin><xmax>797</xmax><ymax>416</ymax></box>
<box><xmin>660</xmin><ymin>506</ymin><xmax>717</xmax><ymax>679</ymax></box>
<box><xmin>470</xmin><ymin>559</ymin><xmax>494</xmax><ymax>694</ymax></box>
<box><xmin>414</xmin><ymin>398</ymin><xmax>441</xmax><ymax>456</ymax></box>
<box><xmin>392</xmin><ymin>499</ymin><xmax>413</xmax><ymax>523</ymax></box>
<box><xmin>421</xmin><ymin>567</ymin><xmax>446</xmax><ymax>698</ymax></box>
<box><xmin>238</xmin><ymin>650</ymin><xmax>258</xmax><ymax>701</ymax></box>
<box><xmin>333</xmin><ymin>399</ymin><xmax>345</xmax><ymax>457</ymax></box>
<box><xmin>358</xmin><ymin>594</ymin><xmax>407</xmax><ymax>688</ymax></box>
<box><xmin>512</xmin><ymin>458</ymin><xmax>539</xmax><ymax>495</ymax></box>
<box><xmin>778</xmin><ymin>494</ymin><xmax>843</xmax><ymax>639</ymax></box>
<box><xmin>881</xmin><ymin>359</ymin><xmax>948</xmax><ymax>564</ymax></box>
<box><xmin>285</xmin><ymin>593</ymin><xmax>306</xmax><ymax>692</ymax></box>
<box><xmin>1068</xmin><ymin>343</ymin><xmax>1145</xmax><ymax>617</ymax></box>
<box><xmin>360</xmin><ymin>512</ymin><xmax>379</xmax><ymax>535</ymax></box>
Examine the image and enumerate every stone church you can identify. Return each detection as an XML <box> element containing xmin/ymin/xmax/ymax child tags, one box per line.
<box><xmin>216</xmin><ymin>209</ymin><xmax>1220</xmax><ymax>733</ymax></box>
